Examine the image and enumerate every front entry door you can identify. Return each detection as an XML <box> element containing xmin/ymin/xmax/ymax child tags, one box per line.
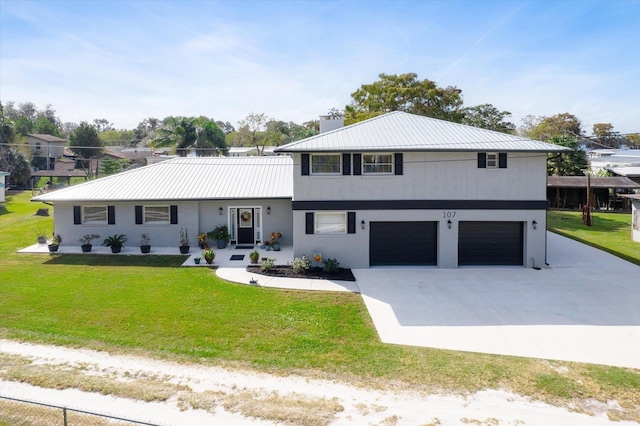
<box><xmin>237</xmin><ymin>208</ymin><xmax>254</xmax><ymax>244</ymax></box>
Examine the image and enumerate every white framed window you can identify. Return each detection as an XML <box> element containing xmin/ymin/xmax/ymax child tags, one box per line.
<box><xmin>82</xmin><ymin>206</ymin><xmax>107</xmax><ymax>224</ymax></box>
<box><xmin>486</xmin><ymin>152</ymin><xmax>498</xmax><ymax>169</ymax></box>
<box><xmin>315</xmin><ymin>212</ymin><xmax>346</xmax><ymax>234</ymax></box>
<box><xmin>362</xmin><ymin>153</ymin><xmax>393</xmax><ymax>174</ymax></box>
<box><xmin>311</xmin><ymin>154</ymin><xmax>341</xmax><ymax>175</ymax></box>
<box><xmin>144</xmin><ymin>206</ymin><xmax>170</xmax><ymax>224</ymax></box>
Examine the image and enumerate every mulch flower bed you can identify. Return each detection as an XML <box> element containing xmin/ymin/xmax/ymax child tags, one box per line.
<box><xmin>246</xmin><ymin>265</ymin><xmax>356</xmax><ymax>281</ymax></box>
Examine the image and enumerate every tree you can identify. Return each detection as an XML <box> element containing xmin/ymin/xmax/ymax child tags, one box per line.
<box><xmin>100</xmin><ymin>158</ymin><xmax>130</xmax><ymax>176</ymax></box>
<box><xmin>236</xmin><ymin>113</ymin><xmax>268</xmax><ymax>154</ymax></box>
<box><xmin>461</xmin><ymin>104</ymin><xmax>515</xmax><ymax>134</ymax></box>
<box><xmin>528</xmin><ymin>113</ymin><xmax>582</xmax><ymax>141</ymax></box>
<box><xmin>92</xmin><ymin>118</ymin><xmax>114</xmax><ymax>133</ymax></box>
<box><xmin>547</xmin><ymin>135</ymin><xmax>586</xmax><ymax>176</ymax></box>
<box><xmin>69</xmin><ymin>122</ymin><xmax>103</xmax><ymax>178</ymax></box>
<box><xmin>33</xmin><ymin>116</ymin><xmax>61</xmax><ymax>136</ymax></box>
<box><xmin>193</xmin><ymin>117</ymin><xmax>226</xmax><ymax>156</ymax></box>
<box><xmin>346</xmin><ymin>72</ymin><xmax>464</xmax><ymax>124</ymax></box>
<box><xmin>625</xmin><ymin>133</ymin><xmax>640</xmax><ymax>149</ymax></box>
<box><xmin>152</xmin><ymin>116</ymin><xmax>225</xmax><ymax>156</ymax></box>
<box><xmin>591</xmin><ymin>123</ymin><xmax>620</xmax><ymax>148</ymax></box>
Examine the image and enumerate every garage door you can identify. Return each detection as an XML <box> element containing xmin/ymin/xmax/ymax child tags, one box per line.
<box><xmin>458</xmin><ymin>221</ymin><xmax>523</xmax><ymax>266</ymax></box>
<box><xmin>370</xmin><ymin>222</ymin><xmax>437</xmax><ymax>266</ymax></box>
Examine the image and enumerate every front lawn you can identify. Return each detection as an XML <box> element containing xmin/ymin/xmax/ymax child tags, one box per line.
<box><xmin>1</xmin><ymin>192</ymin><xmax>640</xmax><ymax>421</ymax></box>
<box><xmin>547</xmin><ymin>210</ymin><xmax>640</xmax><ymax>266</ymax></box>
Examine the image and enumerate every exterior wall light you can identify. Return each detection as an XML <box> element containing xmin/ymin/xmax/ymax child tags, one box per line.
<box><xmin>361</xmin><ymin>220</ymin><xmax>365</xmax><ymax>230</ymax></box>
<box><xmin>267</xmin><ymin>206</ymin><xmax>271</xmax><ymax>214</ymax></box>
<box><xmin>219</xmin><ymin>207</ymin><xmax>223</xmax><ymax>215</ymax></box>
<box><xmin>447</xmin><ymin>219</ymin><xmax>452</xmax><ymax>229</ymax></box>
<box><xmin>532</xmin><ymin>220</ymin><xmax>537</xmax><ymax>230</ymax></box>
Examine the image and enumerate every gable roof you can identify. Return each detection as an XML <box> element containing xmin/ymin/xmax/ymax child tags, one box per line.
<box><xmin>32</xmin><ymin>156</ymin><xmax>293</xmax><ymax>202</ymax></box>
<box><xmin>276</xmin><ymin>111</ymin><xmax>569</xmax><ymax>153</ymax></box>
<box><xmin>27</xmin><ymin>134</ymin><xmax>67</xmax><ymax>143</ymax></box>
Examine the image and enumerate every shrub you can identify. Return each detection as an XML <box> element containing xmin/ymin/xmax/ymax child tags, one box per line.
<box><xmin>323</xmin><ymin>257</ymin><xmax>340</xmax><ymax>273</ymax></box>
<box><xmin>260</xmin><ymin>258</ymin><xmax>275</xmax><ymax>272</ymax></box>
<box><xmin>291</xmin><ymin>255</ymin><xmax>311</xmax><ymax>274</ymax></box>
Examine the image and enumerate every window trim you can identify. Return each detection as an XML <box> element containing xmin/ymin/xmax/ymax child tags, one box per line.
<box><xmin>143</xmin><ymin>205</ymin><xmax>170</xmax><ymax>224</ymax></box>
<box><xmin>82</xmin><ymin>205</ymin><xmax>108</xmax><ymax>224</ymax></box>
<box><xmin>310</xmin><ymin>153</ymin><xmax>342</xmax><ymax>175</ymax></box>
<box><xmin>486</xmin><ymin>152</ymin><xmax>499</xmax><ymax>169</ymax></box>
<box><xmin>362</xmin><ymin>153</ymin><xmax>394</xmax><ymax>175</ymax></box>
<box><xmin>314</xmin><ymin>212</ymin><xmax>347</xmax><ymax>234</ymax></box>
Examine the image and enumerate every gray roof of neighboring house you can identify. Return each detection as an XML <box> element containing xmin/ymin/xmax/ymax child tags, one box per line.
<box><xmin>276</xmin><ymin>111</ymin><xmax>570</xmax><ymax>153</ymax></box>
<box><xmin>32</xmin><ymin>156</ymin><xmax>293</xmax><ymax>202</ymax></box>
<box><xmin>27</xmin><ymin>134</ymin><xmax>67</xmax><ymax>143</ymax></box>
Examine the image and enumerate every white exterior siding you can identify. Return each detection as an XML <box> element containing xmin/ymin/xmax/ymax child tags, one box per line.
<box><xmin>52</xmin><ymin>200</ymin><xmax>293</xmax><ymax>249</ymax></box>
<box><xmin>292</xmin><ymin>152</ymin><xmax>548</xmax><ymax>202</ymax></box>
<box><xmin>293</xmin><ymin>209</ymin><xmax>547</xmax><ymax>269</ymax></box>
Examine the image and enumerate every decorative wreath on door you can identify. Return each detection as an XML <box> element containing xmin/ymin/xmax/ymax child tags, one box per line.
<box><xmin>241</xmin><ymin>211</ymin><xmax>252</xmax><ymax>222</ymax></box>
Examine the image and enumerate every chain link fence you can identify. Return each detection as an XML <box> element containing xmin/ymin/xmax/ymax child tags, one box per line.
<box><xmin>0</xmin><ymin>395</ymin><xmax>160</xmax><ymax>426</ymax></box>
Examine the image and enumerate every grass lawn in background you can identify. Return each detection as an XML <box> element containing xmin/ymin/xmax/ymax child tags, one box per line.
<box><xmin>547</xmin><ymin>210</ymin><xmax>640</xmax><ymax>266</ymax></box>
<box><xmin>1</xmin><ymin>192</ymin><xmax>640</xmax><ymax>421</ymax></box>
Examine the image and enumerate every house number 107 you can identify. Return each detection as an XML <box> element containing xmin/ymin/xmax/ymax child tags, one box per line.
<box><xmin>443</xmin><ymin>211</ymin><xmax>456</xmax><ymax>219</ymax></box>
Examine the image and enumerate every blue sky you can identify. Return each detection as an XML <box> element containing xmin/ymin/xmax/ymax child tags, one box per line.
<box><xmin>1</xmin><ymin>0</ymin><xmax>638</xmax><ymax>134</ymax></box>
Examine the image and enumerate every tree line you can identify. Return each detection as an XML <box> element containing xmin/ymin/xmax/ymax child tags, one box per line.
<box><xmin>1</xmin><ymin>72</ymin><xmax>638</xmax><ymax>186</ymax></box>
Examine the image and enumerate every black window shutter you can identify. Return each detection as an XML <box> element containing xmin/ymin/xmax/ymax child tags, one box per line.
<box><xmin>107</xmin><ymin>206</ymin><xmax>116</xmax><ymax>225</ymax></box>
<box><xmin>301</xmin><ymin>154</ymin><xmax>310</xmax><ymax>176</ymax></box>
<box><xmin>353</xmin><ymin>153</ymin><xmax>362</xmax><ymax>175</ymax></box>
<box><xmin>170</xmin><ymin>205</ymin><xmax>178</xmax><ymax>224</ymax></box>
<box><xmin>394</xmin><ymin>153</ymin><xmax>403</xmax><ymax>175</ymax></box>
<box><xmin>478</xmin><ymin>153</ymin><xmax>487</xmax><ymax>168</ymax></box>
<box><xmin>305</xmin><ymin>212</ymin><xmax>314</xmax><ymax>234</ymax></box>
<box><xmin>347</xmin><ymin>212</ymin><xmax>356</xmax><ymax>234</ymax></box>
<box><xmin>73</xmin><ymin>206</ymin><xmax>81</xmax><ymax>225</ymax></box>
<box><xmin>342</xmin><ymin>153</ymin><xmax>351</xmax><ymax>175</ymax></box>
<box><xmin>499</xmin><ymin>152</ymin><xmax>507</xmax><ymax>168</ymax></box>
<box><xmin>135</xmin><ymin>206</ymin><xmax>143</xmax><ymax>225</ymax></box>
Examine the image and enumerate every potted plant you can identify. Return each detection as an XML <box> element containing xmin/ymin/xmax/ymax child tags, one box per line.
<box><xmin>48</xmin><ymin>233</ymin><xmax>61</xmax><ymax>252</ymax></box>
<box><xmin>269</xmin><ymin>232</ymin><xmax>282</xmax><ymax>251</ymax></box>
<box><xmin>140</xmin><ymin>233</ymin><xmax>151</xmax><ymax>254</ymax></box>
<box><xmin>79</xmin><ymin>234</ymin><xmax>100</xmax><ymax>253</ymax></box>
<box><xmin>249</xmin><ymin>250</ymin><xmax>260</xmax><ymax>264</ymax></box>
<box><xmin>102</xmin><ymin>234</ymin><xmax>127</xmax><ymax>253</ymax></box>
<box><xmin>207</xmin><ymin>225</ymin><xmax>230</xmax><ymax>249</ymax></box>
<box><xmin>194</xmin><ymin>257</ymin><xmax>201</xmax><ymax>264</ymax></box>
<box><xmin>197</xmin><ymin>233</ymin><xmax>208</xmax><ymax>249</ymax></box>
<box><xmin>36</xmin><ymin>229</ymin><xmax>49</xmax><ymax>244</ymax></box>
<box><xmin>179</xmin><ymin>228</ymin><xmax>190</xmax><ymax>254</ymax></box>
<box><xmin>202</xmin><ymin>248</ymin><xmax>215</xmax><ymax>264</ymax></box>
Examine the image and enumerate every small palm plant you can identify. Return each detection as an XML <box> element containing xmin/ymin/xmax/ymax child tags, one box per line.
<box><xmin>102</xmin><ymin>234</ymin><xmax>127</xmax><ymax>253</ymax></box>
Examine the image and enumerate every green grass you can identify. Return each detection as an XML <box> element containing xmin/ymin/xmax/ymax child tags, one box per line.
<box><xmin>547</xmin><ymin>210</ymin><xmax>640</xmax><ymax>266</ymax></box>
<box><xmin>1</xmin><ymin>192</ymin><xmax>640</xmax><ymax>420</ymax></box>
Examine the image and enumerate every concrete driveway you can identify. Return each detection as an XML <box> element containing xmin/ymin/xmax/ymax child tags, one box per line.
<box><xmin>355</xmin><ymin>232</ymin><xmax>640</xmax><ymax>369</ymax></box>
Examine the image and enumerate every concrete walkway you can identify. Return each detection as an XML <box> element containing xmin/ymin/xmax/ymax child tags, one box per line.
<box><xmin>355</xmin><ymin>232</ymin><xmax>640</xmax><ymax>369</ymax></box>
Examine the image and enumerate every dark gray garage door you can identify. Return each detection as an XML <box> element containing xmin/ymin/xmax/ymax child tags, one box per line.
<box><xmin>370</xmin><ymin>221</ymin><xmax>437</xmax><ymax>266</ymax></box>
<box><xmin>458</xmin><ymin>221</ymin><xmax>523</xmax><ymax>266</ymax></box>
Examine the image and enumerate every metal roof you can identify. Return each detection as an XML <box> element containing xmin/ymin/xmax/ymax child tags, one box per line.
<box><xmin>547</xmin><ymin>176</ymin><xmax>640</xmax><ymax>189</ymax></box>
<box><xmin>33</xmin><ymin>156</ymin><xmax>293</xmax><ymax>202</ymax></box>
<box><xmin>276</xmin><ymin>111</ymin><xmax>570</xmax><ymax>153</ymax></box>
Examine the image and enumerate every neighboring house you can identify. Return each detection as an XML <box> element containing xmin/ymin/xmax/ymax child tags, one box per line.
<box><xmin>26</xmin><ymin>134</ymin><xmax>67</xmax><ymax>170</ymax></box>
<box><xmin>274</xmin><ymin>111</ymin><xmax>567</xmax><ymax>269</ymax></box>
<box><xmin>32</xmin><ymin>111</ymin><xmax>567</xmax><ymax>269</ymax></box>
<box><xmin>32</xmin><ymin>158</ymin><xmax>87</xmax><ymax>187</ymax></box>
<box><xmin>588</xmin><ymin>149</ymin><xmax>640</xmax><ymax>184</ymax></box>
<box><xmin>0</xmin><ymin>171</ymin><xmax>9</xmax><ymax>203</ymax></box>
